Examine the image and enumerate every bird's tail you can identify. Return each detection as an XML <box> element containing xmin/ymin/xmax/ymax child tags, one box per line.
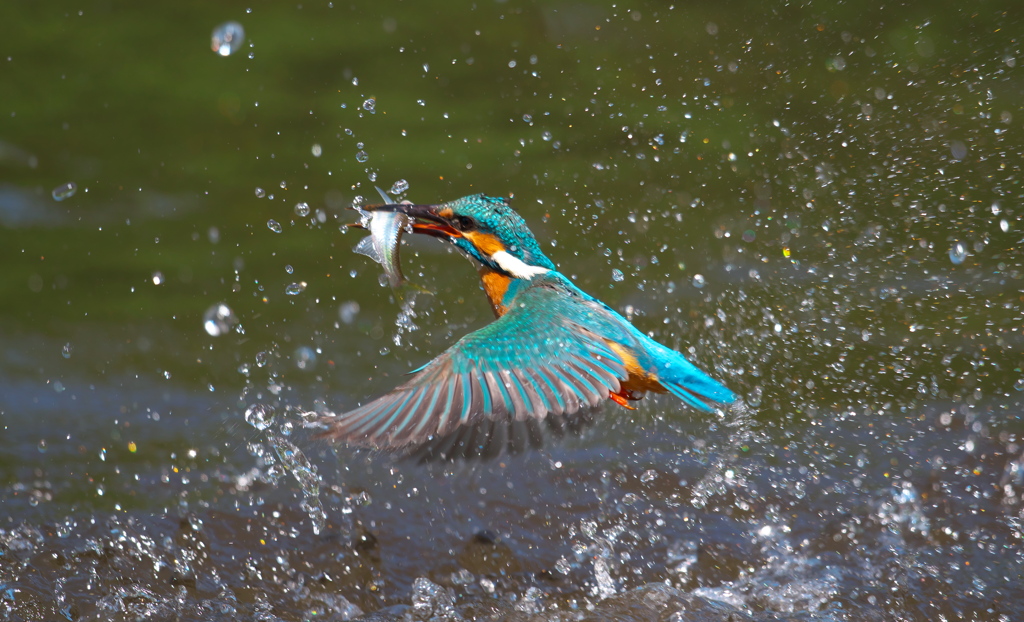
<box><xmin>646</xmin><ymin>340</ymin><xmax>736</xmax><ymax>413</ymax></box>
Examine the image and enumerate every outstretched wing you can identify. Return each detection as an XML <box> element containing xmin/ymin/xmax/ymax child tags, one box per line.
<box><xmin>317</xmin><ymin>279</ymin><xmax>630</xmax><ymax>453</ymax></box>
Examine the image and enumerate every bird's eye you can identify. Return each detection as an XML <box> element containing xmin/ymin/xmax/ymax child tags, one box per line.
<box><xmin>454</xmin><ymin>215</ymin><xmax>476</xmax><ymax>231</ymax></box>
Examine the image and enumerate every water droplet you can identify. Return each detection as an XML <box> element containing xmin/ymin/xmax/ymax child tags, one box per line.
<box><xmin>202</xmin><ymin>303</ymin><xmax>237</xmax><ymax>336</ymax></box>
<box><xmin>211</xmin><ymin>21</ymin><xmax>245</xmax><ymax>56</ymax></box>
<box><xmin>52</xmin><ymin>182</ymin><xmax>77</xmax><ymax>201</ymax></box>
<box><xmin>827</xmin><ymin>56</ymin><xmax>846</xmax><ymax>71</ymax></box>
<box><xmin>294</xmin><ymin>346</ymin><xmax>317</xmax><ymax>370</ymax></box>
<box><xmin>389</xmin><ymin>179</ymin><xmax>409</xmax><ymax>195</ymax></box>
<box><xmin>311</xmin><ymin>143</ymin><xmax>322</xmax><ymax>157</ymax></box>
<box><xmin>285</xmin><ymin>282</ymin><xmax>306</xmax><ymax>295</ymax></box>
<box><xmin>151</xmin><ymin>271</ymin><xmax>164</xmax><ymax>285</ymax></box>
<box><xmin>255</xmin><ymin>351</ymin><xmax>269</xmax><ymax>367</ymax></box>
<box><xmin>692</xmin><ymin>274</ymin><xmax>706</xmax><ymax>288</ymax></box>
<box><xmin>742</xmin><ymin>230</ymin><xmax>756</xmax><ymax>242</ymax></box>
<box><xmin>1000</xmin><ymin>219</ymin><xmax>1009</xmax><ymax>232</ymax></box>
<box><xmin>948</xmin><ymin>241</ymin><xmax>967</xmax><ymax>265</ymax></box>
<box><xmin>746</xmin><ymin>386</ymin><xmax>763</xmax><ymax>407</ymax></box>
<box><xmin>611</xmin><ymin>269</ymin><xmax>624</xmax><ymax>282</ymax></box>
<box><xmin>37</xmin><ymin>439</ymin><xmax>47</xmax><ymax>453</ymax></box>
<box><xmin>355</xmin><ymin>150</ymin><xmax>369</xmax><ymax>163</ymax></box>
<box><xmin>244</xmin><ymin>403</ymin><xmax>275</xmax><ymax>431</ymax></box>
<box><xmin>339</xmin><ymin>301</ymin><xmax>360</xmax><ymax>324</ymax></box>
<box><xmin>640</xmin><ymin>469</ymin><xmax>657</xmax><ymax>483</ymax></box>
<box><xmin>294</xmin><ymin>202</ymin><xmax>310</xmax><ymax>217</ymax></box>
<box><xmin>1015</xmin><ymin>378</ymin><xmax>1024</xmax><ymax>392</ymax></box>
<box><xmin>285</xmin><ymin>265</ymin><xmax>294</xmax><ymax>274</ymax></box>
<box><xmin>254</xmin><ymin>187</ymin><xmax>265</xmax><ymax>198</ymax></box>
<box><xmin>62</xmin><ymin>342</ymin><xmax>73</xmax><ymax>359</ymax></box>
<box><xmin>362</xmin><ymin>98</ymin><xmax>376</xmax><ymax>113</ymax></box>
<box><xmin>541</xmin><ymin>131</ymin><xmax>552</xmax><ymax>141</ymax></box>
<box><xmin>949</xmin><ymin>140</ymin><xmax>968</xmax><ymax>160</ymax></box>
<box><xmin>267</xmin><ymin>219</ymin><xmax>282</xmax><ymax>233</ymax></box>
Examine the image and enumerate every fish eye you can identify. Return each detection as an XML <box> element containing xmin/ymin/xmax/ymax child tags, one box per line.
<box><xmin>454</xmin><ymin>215</ymin><xmax>476</xmax><ymax>231</ymax></box>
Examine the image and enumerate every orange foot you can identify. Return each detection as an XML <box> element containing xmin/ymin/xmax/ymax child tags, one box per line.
<box><xmin>609</xmin><ymin>388</ymin><xmax>643</xmax><ymax>410</ymax></box>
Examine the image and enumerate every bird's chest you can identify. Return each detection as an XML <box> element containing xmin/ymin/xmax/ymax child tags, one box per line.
<box><xmin>478</xmin><ymin>268</ymin><xmax>513</xmax><ymax>317</ymax></box>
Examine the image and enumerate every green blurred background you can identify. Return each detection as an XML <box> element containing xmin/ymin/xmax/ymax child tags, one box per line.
<box><xmin>1</xmin><ymin>1</ymin><xmax>1023</xmax><ymax>619</ymax></box>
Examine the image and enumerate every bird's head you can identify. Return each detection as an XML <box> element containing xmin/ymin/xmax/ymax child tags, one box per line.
<box><xmin>363</xmin><ymin>194</ymin><xmax>556</xmax><ymax>279</ymax></box>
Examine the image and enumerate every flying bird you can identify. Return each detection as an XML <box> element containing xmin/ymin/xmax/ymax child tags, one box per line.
<box><xmin>318</xmin><ymin>194</ymin><xmax>735</xmax><ymax>459</ymax></box>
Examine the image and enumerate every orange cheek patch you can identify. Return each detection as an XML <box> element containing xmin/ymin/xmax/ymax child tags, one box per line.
<box><xmin>463</xmin><ymin>231</ymin><xmax>505</xmax><ymax>256</ymax></box>
<box><xmin>438</xmin><ymin>207</ymin><xmax>454</xmax><ymax>219</ymax></box>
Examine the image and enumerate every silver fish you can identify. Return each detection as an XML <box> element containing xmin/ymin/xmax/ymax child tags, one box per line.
<box><xmin>353</xmin><ymin>188</ymin><xmax>410</xmax><ymax>289</ymax></box>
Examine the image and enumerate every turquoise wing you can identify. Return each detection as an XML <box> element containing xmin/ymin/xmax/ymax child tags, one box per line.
<box><xmin>317</xmin><ymin>279</ymin><xmax>629</xmax><ymax>453</ymax></box>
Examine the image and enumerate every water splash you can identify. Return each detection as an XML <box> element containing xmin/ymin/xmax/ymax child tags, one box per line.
<box><xmin>244</xmin><ymin>403</ymin><xmax>275</xmax><ymax>431</ymax></box>
<box><xmin>410</xmin><ymin>577</ymin><xmax>456</xmax><ymax>617</ymax></box>
<box><xmin>689</xmin><ymin>403</ymin><xmax>757</xmax><ymax>510</ymax></box>
<box><xmin>202</xmin><ymin>303</ymin><xmax>238</xmax><ymax>336</ymax></box>
<box><xmin>948</xmin><ymin>241</ymin><xmax>968</xmax><ymax>265</ymax></box>
<box><xmin>51</xmin><ymin>182</ymin><xmax>77</xmax><ymax>201</ymax></box>
<box><xmin>666</xmin><ymin>540</ymin><xmax>698</xmax><ymax>580</ymax></box>
<box><xmin>881</xmin><ymin>481</ymin><xmax>930</xmax><ymax>539</ymax></box>
<box><xmin>338</xmin><ymin>301</ymin><xmax>359</xmax><ymax>324</ymax></box>
<box><xmin>293</xmin><ymin>346</ymin><xmax>316</xmax><ymax>370</ymax></box>
<box><xmin>389</xmin><ymin>179</ymin><xmax>409</xmax><ymax>195</ymax></box>
<box><xmin>211</xmin><ymin>21</ymin><xmax>245</xmax><ymax>56</ymax></box>
<box><xmin>268</xmin><ymin>436</ymin><xmax>326</xmax><ymax>534</ymax></box>
<box><xmin>580</xmin><ymin>519</ymin><xmax>623</xmax><ymax>600</ymax></box>
<box><xmin>392</xmin><ymin>290</ymin><xmax>421</xmax><ymax>346</ymax></box>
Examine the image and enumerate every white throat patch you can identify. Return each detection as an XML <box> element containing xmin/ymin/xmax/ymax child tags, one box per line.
<box><xmin>492</xmin><ymin>250</ymin><xmax>550</xmax><ymax>280</ymax></box>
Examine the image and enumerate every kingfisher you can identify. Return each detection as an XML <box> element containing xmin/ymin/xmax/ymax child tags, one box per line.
<box><xmin>318</xmin><ymin>194</ymin><xmax>736</xmax><ymax>459</ymax></box>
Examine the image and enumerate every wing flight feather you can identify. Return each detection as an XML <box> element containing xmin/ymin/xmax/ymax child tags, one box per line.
<box><xmin>317</xmin><ymin>277</ymin><xmax>631</xmax><ymax>451</ymax></box>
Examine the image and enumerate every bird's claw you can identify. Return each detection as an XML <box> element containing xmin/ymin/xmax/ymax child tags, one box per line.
<box><xmin>609</xmin><ymin>388</ymin><xmax>643</xmax><ymax>410</ymax></box>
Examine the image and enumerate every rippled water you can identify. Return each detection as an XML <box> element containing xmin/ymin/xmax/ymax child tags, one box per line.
<box><xmin>2</xmin><ymin>2</ymin><xmax>1023</xmax><ymax>621</ymax></box>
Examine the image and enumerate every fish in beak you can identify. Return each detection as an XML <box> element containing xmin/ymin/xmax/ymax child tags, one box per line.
<box><xmin>349</xmin><ymin>188</ymin><xmax>458</xmax><ymax>289</ymax></box>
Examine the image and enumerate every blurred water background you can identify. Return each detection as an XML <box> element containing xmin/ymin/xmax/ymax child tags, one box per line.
<box><xmin>1</xmin><ymin>1</ymin><xmax>1023</xmax><ymax>620</ymax></box>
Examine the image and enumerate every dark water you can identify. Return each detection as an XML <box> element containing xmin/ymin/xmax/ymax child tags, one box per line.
<box><xmin>2</xmin><ymin>2</ymin><xmax>1023</xmax><ymax>620</ymax></box>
